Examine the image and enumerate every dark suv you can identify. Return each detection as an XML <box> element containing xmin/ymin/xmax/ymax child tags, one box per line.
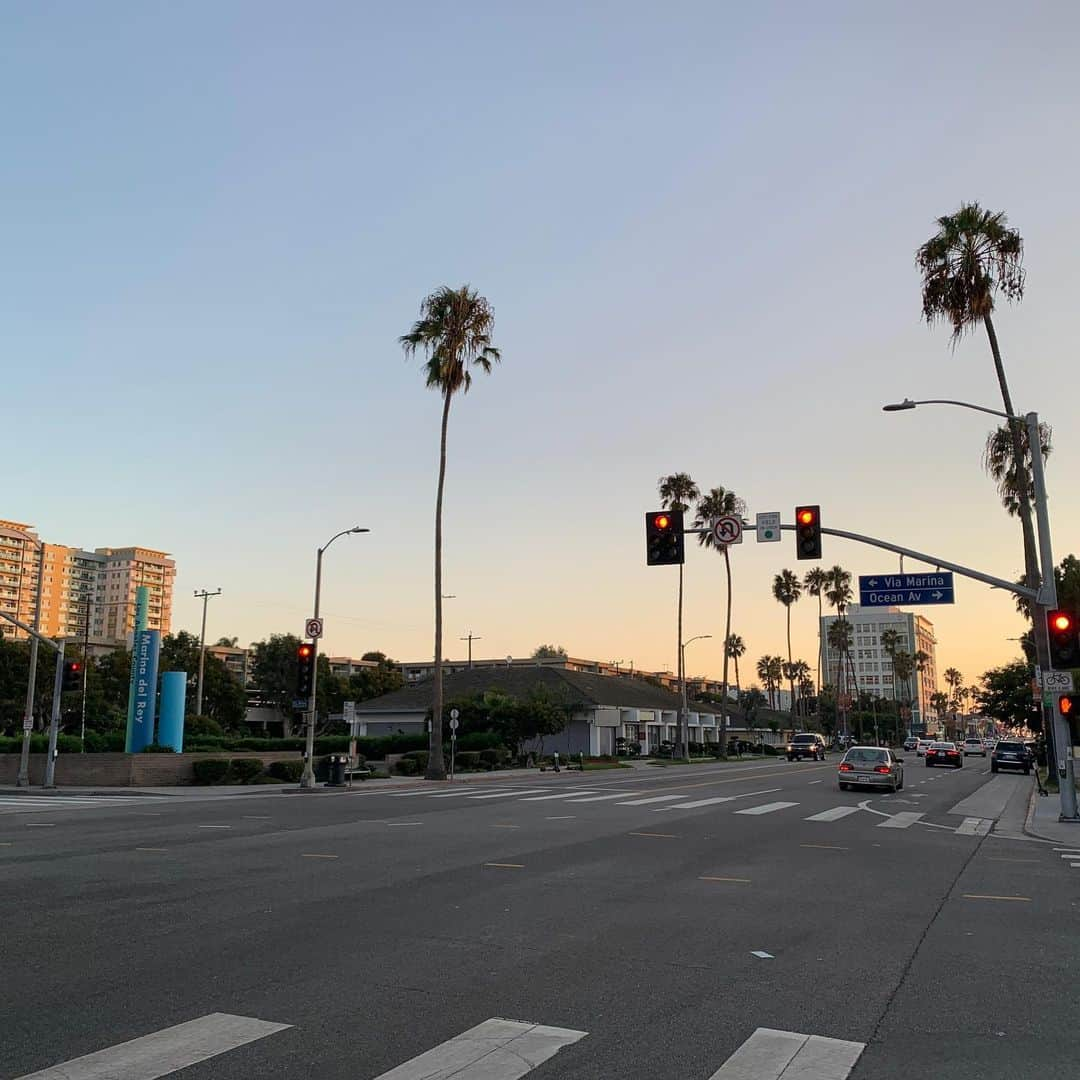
<box><xmin>786</xmin><ymin>733</ymin><xmax>827</xmax><ymax>761</ymax></box>
<box><xmin>991</xmin><ymin>740</ymin><xmax>1032</xmax><ymax>775</ymax></box>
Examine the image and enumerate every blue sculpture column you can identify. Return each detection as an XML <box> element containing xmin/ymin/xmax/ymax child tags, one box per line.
<box><xmin>158</xmin><ymin>672</ymin><xmax>187</xmax><ymax>752</ymax></box>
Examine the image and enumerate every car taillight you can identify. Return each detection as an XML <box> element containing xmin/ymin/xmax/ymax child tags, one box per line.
<box><xmin>839</xmin><ymin>763</ymin><xmax>854</xmax><ymax>772</ymax></box>
<box><xmin>947</xmin><ymin>750</ymin><xmax>958</xmax><ymax>756</ymax></box>
<box><xmin>874</xmin><ymin>765</ymin><xmax>891</xmax><ymax>774</ymax></box>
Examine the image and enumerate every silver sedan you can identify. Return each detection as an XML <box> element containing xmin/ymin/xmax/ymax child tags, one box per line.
<box><xmin>837</xmin><ymin>746</ymin><xmax>904</xmax><ymax>792</ymax></box>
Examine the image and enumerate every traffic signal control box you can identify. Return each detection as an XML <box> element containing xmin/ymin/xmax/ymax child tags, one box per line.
<box><xmin>645</xmin><ymin>510</ymin><xmax>685</xmax><ymax>566</ymax></box>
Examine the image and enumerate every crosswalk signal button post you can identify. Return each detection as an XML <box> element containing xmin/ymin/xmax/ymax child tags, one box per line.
<box><xmin>795</xmin><ymin>505</ymin><xmax>822</xmax><ymax>560</ymax></box>
<box><xmin>645</xmin><ymin>509</ymin><xmax>685</xmax><ymax>566</ymax></box>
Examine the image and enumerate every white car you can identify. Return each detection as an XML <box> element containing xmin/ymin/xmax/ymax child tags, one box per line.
<box><xmin>962</xmin><ymin>737</ymin><xmax>986</xmax><ymax>757</ymax></box>
<box><xmin>915</xmin><ymin>739</ymin><xmax>934</xmax><ymax>757</ymax></box>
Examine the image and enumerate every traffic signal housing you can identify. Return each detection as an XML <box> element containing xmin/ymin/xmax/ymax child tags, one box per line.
<box><xmin>1046</xmin><ymin>609</ymin><xmax>1080</xmax><ymax>669</ymax></box>
<box><xmin>296</xmin><ymin>642</ymin><xmax>316</xmax><ymax>698</ymax></box>
<box><xmin>645</xmin><ymin>509</ymin><xmax>685</xmax><ymax>566</ymax></box>
<box><xmin>795</xmin><ymin>505</ymin><xmax>822</xmax><ymax>560</ymax></box>
<box><xmin>1058</xmin><ymin>694</ymin><xmax>1080</xmax><ymax>719</ymax></box>
<box><xmin>62</xmin><ymin>660</ymin><xmax>82</xmax><ymax>693</ymax></box>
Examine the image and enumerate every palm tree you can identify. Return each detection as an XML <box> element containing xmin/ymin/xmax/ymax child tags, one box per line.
<box><xmin>983</xmin><ymin>420</ymin><xmax>1052</xmax><ymax>520</ymax></box>
<box><xmin>401</xmin><ymin>285</ymin><xmax>501</xmax><ymax>779</ymax></box>
<box><xmin>880</xmin><ymin>629</ymin><xmax>900</xmax><ymax>705</ymax></box>
<box><xmin>725</xmin><ymin>633</ymin><xmax>746</xmax><ymax>706</ymax></box>
<box><xmin>789</xmin><ymin>659</ymin><xmax>812</xmax><ymax>717</ymax></box>
<box><xmin>756</xmin><ymin>655</ymin><xmax>781</xmax><ymax>710</ymax></box>
<box><xmin>930</xmin><ymin>691</ymin><xmax>951</xmax><ymax>734</ymax></box>
<box><xmin>892</xmin><ymin>650</ymin><xmax>916</xmax><ymax>731</ymax></box>
<box><xmin>826</xmin><ymin>620</ymin><xmax>853</xmax><ymax>732</ymax></box>
<box><xmin>215</xmin><ymin>636</ymin><xmax>239</xmax><ymax>648</ymax></box>
<box><xmin>693</xmin><ymin>485</ymin><xmax>745</xmax><ymax>754</ymax></box>
<box><xmin>658</xmin><ymin>472</ymin><xmax>700</xmax><ymax>760</ymax></box>
<box><xmin>824</xmin><ymin>566</ymin><xmax>853</xmax><ymax>704</ymax></box>
<box><xmin>804</xmin><ymin>567</ymin><xmax>829</xmax><ymax>695</ymax></box>
<box><xmin>772</xmin><ymin>570</ymin><xmax>802</xmax><ymax>718</ymax></box>
<box><xmin>917</xmin><ymin>203</ymin><xmax>1038</xmax><ymax>597</ymax></box>
<box><xmin>943</xmin><ymin>667</ymin><xmax>963</xmax><ymax>736</ymax></box>
<box><xmin>914</xmin><ymin>650</ymin><xmax>930</xmax><ymax>728</ymax></box>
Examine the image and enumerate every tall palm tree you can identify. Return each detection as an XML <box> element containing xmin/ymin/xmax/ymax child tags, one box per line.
<box><xmin>880</xmin><ymin>629</ymin><xmax>900</xmax><ymax>705</ymax></box>
<box><xmin>824</xmin><ymin>566</ymin><xmax>852</xmax><ymax>705</ymax></box>
<box><xmin>914</xmin><ymin>650</ymin><xmax>930</xmax><ymax>727</ymax></box>
<box><xmin>892</xmin><ymin>650</ymin><xmax>916</xmax><ymax>729</ymax></box>
<box><xmin>943</xmin><ymin>667</ymin><xmax>963</xmax><ymax>735</ymax></box>
<box><xmin>917</xmin><ymin>203</ymin><xmax>1038</xmax><ymax>596</ymax></box>
<box><xmin>789</xmin><ymin>659</ymin><xmax>812</xmax><ymax>717</ymax></box>
<box><xmin>804</xmin><ymin>567</ymin><xmax>828</xmax><ymax>695</ymax></box>
<box><xmin>983</xmin><ymin>421</ymin><xmax>1052</xmax><ymax>520</ymax></box>
<box><xmin>725</xmin><ymin>633</ymin><xmax>746</xmax><ymax>707</ymax></box>
<box><xmin>772</xmin><ymin>570</ymin><xmax>802</xmax><ymax>718</ymax></box>
<box><xmin>693</xmin><ymin>485</ymin><xmax>745</xmax><ymax>754</ymax></box>
<box><xmin>658</xmin><ymin>472</ymin><xmax>700</xmax><ymax>760</ymax></box>
<box><xmin>756</xmin><ymin>655</ymin><xmax>780</xmax><ymax>710</ymax></box>
<box><xmin>401</xmin><ymin>285</ymin><xmax>501</xmax><ymax>780</ymax></box>
<box><xmin>826</xmin><ymin>619</ymin><xmax>853</xmax><ymax>732</ymax></box>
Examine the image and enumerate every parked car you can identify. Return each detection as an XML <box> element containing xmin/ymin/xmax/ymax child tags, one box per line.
<box><xmin>925</xmin><ymin>741</ymin><xmax>962</xmax><ymax>768</ymax></box>
<box><xmin>785</xmin><ymin>733</ymin><xmax>827</xmax><ymax>761</ymax></box>
<box><xmin>903</xmin><ymin>737</ymin><xmax>919</xmax><ymax>752</ymax></box>
<box><xmin>838</xmin><ymin>746</ymin><xmax>904</xmax><ymax>792</ymax></box>
<box><xmin>991</xmin><ymin>740</ymin><xmax>1033</xmax><ymax>775</ymax></box>
<box><xmin>915</xmin><ymin>738</ymin><xmax>934</xmax><ymax>757</ymax></box>
<box><xmin>962</xmin><ymin>737</ymin><xmax>987</xmax><ymax>757</ymax></box>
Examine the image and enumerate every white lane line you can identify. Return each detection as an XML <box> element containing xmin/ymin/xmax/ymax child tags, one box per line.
<box><xmin>805</xmin><ymin>806</ymin><xmax>861</xmax><ymax>823</ymax></box>
<box><xmin>956</xmin><ymin>818</ymin><xmax>992</xmax><ymax>836</ymax></box>
<box><xmin>427</xmin><ymin>789</ymin><xmax>525</xmax><ymax>799</ymax></box>
<box><xmin>707</xmin><ymin>1026</ymin><xmax>865</xmax><ymax>1079</ymax></box>
<box><xmin>14</xmin><ymin>1011</ymin><xmax>290</xmax><ymax>1079</ymax></box>
<box><xmin>545</xmin><ymin>815</ymin><xmax>576</xmax><ymax>820</ymax></box>
<box><xmin>1053</xmin><ymin>848</ymin><xmax>1080</xmax><ymax>853</ymax></box>
<box><xmin>615</xmin><ymin>794</ymin><xmax>688</xmax><ymax>806</ymax></box>
<box><xmin>517</xmin><ymin>791</ymin><xmax>600</xmax><ymax>802</ymax></box>
<box><xmin>734</xmin><ymin>801</ymin><xmax>799</xmax><ymax>816</ymax></box>
<box><xmin>807</xmin><ymin>780</ymin><xmax>824</xmax><ymax>785</ymax></box>
<box><xmin>563</xmin><ymin>792</ymin><xmax>641</xmax><ymax>803</ymax></box>
<box><xmin>372</xmin><ymin>1017</ymin><xmax>587</xmax><ymax>1079</ymax></box>
<box><xmin>468</xmin><ymin>790</ymin><xmax>550</xmax><ymax>800</ymax></box>
<box><xmin>878</xmin><ymin>812</ymin><xmax>924</xmax><ymax>829</ymax></box>
<box><xmin>25</xmin><ymin>823</ymin><xmax>56</xmax><ymax>828</ymax></box>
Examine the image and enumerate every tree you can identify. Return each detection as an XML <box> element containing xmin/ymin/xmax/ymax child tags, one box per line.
<box><xmin>531</xmin><ymin>644</ymin><xmax>568</xmax><ymax>660</ymax></box>
<box><xmin>930</xmin><ymin>691</ymin><xmax>950</xmax><ymax>732</ymax></box>
<box><xmin>892</xmin><ymin>650</ymin><xmax>916</xmax><ymax>729</ymax></box>
<box><xmin>824</xmin><ymin>566</ymin><xmax>853</xmax><ymax>724</ymax></box>
<box><xmin>943</xmin><ymin>667</ymin><xmax>963</xmax><ymax>735</ymax></box>
<box><xmin>772</xmin><ymin>570</ymin><xmax>802</xmax><ymax>717</ymax></box>
<box><xmin>804</xmin><ymin>567</ymin><xmax>828</xmax><ymax>695</ymax></box>
<box><xmin>917</xmin><ymin>203</ymin><xmax>1039</xmax><ymax>602</ymax></box>
<box><xmin>215</xmin><ymin>636</ymin><xmax>239</xmax><ymax>647</ymax></box>
<box><xmin>401</xmin><ymin>285</ymin><xmax>501</xmax><ymax>780</ymax></box>
<box><xmin>975</xmin><ymin>660</ymin><xmax>1040</xmax><ymax>732</ymax></box>
<box><xmin>159</xmin><ymin>632</ymin><xmax>246</xmax><ymax>730</ymax></box>
<box><xmin>659</xmin><ymin>472</ymin><xmax>700</xmax><ymax>760</ymax></box>
<box><xmin>693</xmin><ymin>484</ymin><xmax>745</xmax><ymax>754</ymax></box>
<box><xmin>826</xmin><ymin>619</ymin><xmax>853</xmax><ymax>730</ymax></box>
<box><xmin>880</xmin><ymin>629</ymin><xmax>900</xmax><ymax>705</ymax></box>
<box><xmin>249</xmin><ymin>633</ymin><xmax>305</xmax><ymax>737</ymax></box>
<box><xmin>725</xmin><ymin>634</ymin><xmax>745</xmax><ymax>705</ymax></box>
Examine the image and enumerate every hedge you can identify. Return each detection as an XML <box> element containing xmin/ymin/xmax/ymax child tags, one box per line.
<box><xmin>192</xmin><ymin>759</ymin><xmax>231</xmax><ymax>784</ymax></box>
<box><xmin>394</xmin><ymin>758</ymin><xmax>419</xmax><ymax>776</ymax></box>
<box><xmin>229</xmin><ymin>758</ymin><xmax>265</xmax><ymax>783</ymax></box>
<box><xmin>268</xmin><ymin>760</ymin><xmax>304</xmax><ymax>782</ymax></box>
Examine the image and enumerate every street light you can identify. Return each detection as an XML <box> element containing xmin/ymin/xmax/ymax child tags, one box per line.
<box><xmin>300</xmin><ymin>526</ymin><xmax>369</xmax><ymax>790</ymax></box>
<box><xmin>883</xmin><ymin>396</ymin><xmax>1076</xmax><ymax>819</ymax></box>
<box><xmin>680</xmin><ymin>634</ymin><xmax>712</xmax><ymax>761</ymax></box>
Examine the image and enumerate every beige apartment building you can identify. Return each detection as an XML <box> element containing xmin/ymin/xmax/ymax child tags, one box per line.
<box><xmin>0</xmin><ymin>520</ymin><xmax>175</xmax><ymax>646</ymax></box>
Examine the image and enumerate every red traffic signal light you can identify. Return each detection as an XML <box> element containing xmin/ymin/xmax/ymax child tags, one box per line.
<box><xmin>296</xmin><ymin>642</ymin><xmax>316</xmax><ymax>698</ymax></box>
<box><xmin>1059</xmin><ymin>694</ymin><xmax>1078</xmax><ymax>717</ymax></box>
<box><xmin>794</xmin><ymin>505</ymin><xmax>822</xmax><ymax>560</ymax></box>
<box><xmin>62</xmin><ymin>659</ymin><xmax>83</xmax><ymax>693</ymax></box>
<box><xmin>1052</xmin><ymin>612</ymin><xmax>1073</xmax><ymax>633</ymax></box>
<box><xmin>1046</xmin><ymin>609</ymin><xmax>1080</xmax><ymax>669</ymax></box>
<box><xmin>298</xmin><ymin>644</ymin><xmax>313</xmax><ymax>659</ymax></box>
<box><xmin>797</xmin><ymin>508</ymin><xmax>815</xmax><ymax>526</ymax></box>
<box><xmin>654</xmin><ymin>514</ymin><xmax>671</xmax><ymax>531</ymax></box>
<box><xmin>645</xmin><ymin>509</ymin><xmax>685</xmax><ymax>566</ymax></box>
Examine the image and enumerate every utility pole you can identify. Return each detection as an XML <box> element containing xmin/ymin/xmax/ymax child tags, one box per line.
<box><xmin>80</xmin><ymin>592</ymin><xmax>91</xmax><ymax>751</ymax></box>
<box><xmin>193</xmin><ymin>588</ymin><xmax>221</xmax><ymax>717</ymax></box>
<box><xmin>460</xmin><ymin>632</ymin><xmax>482</xmax><ymax>668</ymax></box>
<box><xmin>18</xmin><ymin>534</ymin><xmax>45</xmax><ymax>787</ymax></box>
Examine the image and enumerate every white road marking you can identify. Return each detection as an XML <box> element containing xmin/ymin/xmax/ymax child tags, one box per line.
<box><xmin>427</xmin><ymin>789</ymin><xmax>522</xmax><ymax>799</ymax></box>
<box><xmin>25</xmin><ymin>823</ymin><xmax>56</xmax><ymax>828</ymax></box>
<box><xmin>878</xmin><ymin>812</ymin><xmax>924</xmax><ymax>829</ymax></box>
<box><xmin>564</xmin><ymin>792</ymin><xmax>641</xmax><ymax>803</ymax></box>
<box><xmin>615</xmin><ymin>794</ymin><xmax>688</xmax><ymax>806</ymax></box>
<box><xmin>517</xmin><ymin>791</ymin><xmax>600</xmax><ymax>801</ymax></box>
<box><xmin>661</xmin><ymin>787</ymin><xmax>784</xmax><ymax>810</ymax></box>
<box><xmin>750</xmin><ymin>951</ymin><xmax>774</xmax><ymax>959</ymax></box>
<box><xmin>956</xmin><ymin>818</ymin><xmax>992</xmax><ymax>836</ymax></box>
<box><xmin>13</xmin><ymin>1011</ymin><xmax>290</xmax><ymax>1079</ymax></box>
<box><xmin>468</xmin><ymin>790</ymin><xmax>550</xmax><ymax>800</ymax></box>
<box><xmin>734</xmin><ymin>801</ymin><xmax>799</xmax><ymax>816</ymax></box>
<box><xmin>807</xmin><ymin>780</ymin><xmax>824</xmax><ymax>785</ymax></box>
<box><xmin>545</xmin><ymin>815</ymin><xmax>576</xmax><ymax>820</ymax></box>
<box><xmin>371</xmin><ymin>1018</ymin><xmax>587</xmax><ymax>1079</ymax></box>
<box><xmin>804</xmin><ymin>806</ymin><xmax>861</xmax><ymax>823</ymax></box>
<box><xmin>1053</xmin><ymin>848</ymin><xmax>1080</xmax><ymax>853</ymax></box>
<box><xmin>706</xmin><ymin>1026</ymin><xmax>865</xmax><ymax>1079</ymax></box>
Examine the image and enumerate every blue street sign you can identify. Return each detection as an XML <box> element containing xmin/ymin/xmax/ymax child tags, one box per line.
<box><xmin>858</xmin><ymin>572</ymin><xmax>955</xmax><ymax>607</ymax></box>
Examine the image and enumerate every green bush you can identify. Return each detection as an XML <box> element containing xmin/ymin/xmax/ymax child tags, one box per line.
<box><xmin>187</xmin><ymin>715</ymin><xmax>224</xmax><ymax>738</ymax></box>
<box><xmin>394</xmin><ymin>758</ymin><xmax>419</xmax><ymax>776</ymax></box>
<box><xmin>83</xmin><ymin>730</ymin><xmax>125</xmax><ymax>752</ymax></box>
<box><xmin>142</xmin><ymin>743</ymin><xmax>177</xmax><ymax>753</ymax></box>
<box><xmin>267</xmin><ymin>759</ymin><xmax>304</xmax><ymax>782</ymax></box>
<box><xmin>479</xmin><ymin>748</ymin><xmax>500</xmax><ymax>767</ymax></box>
<box><xmin>248</xmin><ymin>773</ymin><xmax>284</xmax><ymax>784</ymax></box>
<box><xmin>454</xmin><ymin>731</ymin><xmax>504</xmax><ymax>752</ymax></box>
<box><xmin>229</xmin><ymin>758</ymin><xmax>264</xmax><ymax>783</ymax></box>
<box><xmin>455</xmin><ymin>751</ymin><xmax>481</xmax><ymax>770</ymax></box>
<box><xmin>192</xmin><ymin>759</ymin><xmax>230</xmax><ymax>784</ymax></box>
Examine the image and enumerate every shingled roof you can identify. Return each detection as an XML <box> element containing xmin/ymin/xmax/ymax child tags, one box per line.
<box><xmin>355</xmin><ymin>665</ymin><xmax>738</xmax><ymax>716</ymax></box>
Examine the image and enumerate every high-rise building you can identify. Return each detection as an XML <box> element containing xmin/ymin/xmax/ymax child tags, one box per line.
<box><xmin>0</xmin><ymin>520</ymin><xmax>175</xmax><ymax>646</ymax></box>
<box><xmin>820</xmin><ymin>604</ymin><xmax>939</xmax><ymax>732</ymax></box>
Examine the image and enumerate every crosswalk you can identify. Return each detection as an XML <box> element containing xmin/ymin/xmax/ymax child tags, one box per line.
<box><xmin>380</xmin><ymin>784</ymin><xmax>996</xmax><ymax>835</ymax></box>
<box><xmin>0</xmin><ymin>794</ymin><xmax>169</xmax><ymax>816</ymax></box>
<box><xmin>12</xmin><ymin>1014</ymin><xmax>865</xmax><ymax>1080</ymax></box>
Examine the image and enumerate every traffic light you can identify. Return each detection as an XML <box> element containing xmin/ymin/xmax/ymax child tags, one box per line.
<box><xmin>62</xmin><ymin>660</ymin><xmax>82</xmax><ymax>693</ymax></box>
<box><xmin>1046</xmin><ymin>609</ymin><xmax>1080</xmax><ymax>669</ymax></box>
<box><xmin>794</xmin><ymin>505</ymin><xmax>822</xmax><ymax>560</ymax></box>
<box><xmin>645</xmin><ymin>509</ymin><xmax>684</xmax><ymax>566</ymax></box>
<box><xmin>296</xmin><ymin>642</ymin><xmax>316</xmax><ymax>698</ymax></box>
<box><xmin>1058</xmin><ymin>694</ymin><xmax>1080</xmax><ymax>719</ymax></box>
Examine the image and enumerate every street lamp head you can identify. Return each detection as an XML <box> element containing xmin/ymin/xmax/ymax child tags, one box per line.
<box><xmin>350</xmin><ymin>527</ymin><xmax>370</xmax><ymax>534</ymax></box>
<box><xmin>882</xmin><ymin>399</ymin><xmax>917</xmax><ymax>412</ymax></box>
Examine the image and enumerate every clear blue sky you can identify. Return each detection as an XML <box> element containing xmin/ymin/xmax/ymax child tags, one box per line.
<box><xmin>4</xmin><ymin>2</ymin><xmax>1078</xmax><ymax>686</ymax></box>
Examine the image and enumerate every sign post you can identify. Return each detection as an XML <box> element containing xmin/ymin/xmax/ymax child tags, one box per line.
<box><xmin>858</xmin><ymin>572</ymin><xmax>956</xmax><ymax>607</ymax></box>
<box><xmin>343</xmin><ymin>700</ymin><xmax>357</xmax><ymax>783</ymax></box>
<box><xmin>449</xmin><ymin>708</ymin><xmax>460</xmax><ymax>782</ymax></box>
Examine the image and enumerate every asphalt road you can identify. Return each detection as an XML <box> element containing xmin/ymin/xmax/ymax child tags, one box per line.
<box><xmin>2</xmin><ymin>756</ymin><xmax>1078</xmax><ymax>1079</ymax></box>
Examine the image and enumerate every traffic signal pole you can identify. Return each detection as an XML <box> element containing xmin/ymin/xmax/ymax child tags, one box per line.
<box><xmin>301</xmin><ymin>546</ymin><xmax>325</xmax><ymax>790</ymax></box>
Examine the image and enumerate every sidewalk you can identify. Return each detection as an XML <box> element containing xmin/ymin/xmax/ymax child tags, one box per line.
<box><xmin>1025</xmin><ymin>779</ymin><xmax>1080</xmax><ymax>843</ymax></box>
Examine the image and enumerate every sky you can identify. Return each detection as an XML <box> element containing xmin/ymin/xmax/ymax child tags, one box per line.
<box><xmin>3</xmin><ymin>1</ymin><xmax>1079</xmax><ymax>692</ymax></box>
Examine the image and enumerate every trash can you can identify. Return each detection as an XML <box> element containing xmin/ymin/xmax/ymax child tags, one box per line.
<box><xmin>326</xmin><ymin>754</ymin><xmax>347</xmax><ymax>787</ymax></box>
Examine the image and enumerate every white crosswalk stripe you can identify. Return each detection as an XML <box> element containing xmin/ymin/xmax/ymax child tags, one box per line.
<box><xmin>614</xmin><ymin>794</ymin><xmax>687</xmax><ymax>806</ymax></box>
<box><xmin>372</xmin><ymin>1017</ymin><xmax>588</xmax><ymax>1079</ymax></box>
<box><xmin>878</xmin><ymin>812</ymin><xmax>923</xmax><ymax>829</ymax></box>
<box><xmin>517</xmin><ymin>791</ymin><xmax>601</xmax><ymax>801</ymax></box>
<box><xmin>13</xmin><ymin>1012</ymin><xmax>290</xmax><ymax>1079</ymax></box>
<box><xmin>563</xmin><ymin>792</ymin><xmax>642</xmax><ymax>803</ymax></box>
<box><xmin>664</xmin><ymin>796</ymin><xmax>740</xmax><ymax>809</ymax></box>
<box><xmin>956</xmin><ymin>817</ymin><xmax>992</xmax><ymax>836</ymax></box>
<box><xmin>734</xmin><ymin>801</ymin><xmax>799</xmax><ymax>816</ymax></box>
<box><xmin>707</xmin><ymin>1026</ymin><xmax>864</xmax><ymax>1079</ymax></box>
<box><xmin>467</xmin><ymin>789</ymin><xmax>550</xmax><ymax>800</ymax></box>
<box><xmin>0</xmin><ymin>795</ymin><xmax>168</xmax><ymax>816</ymax></box>
<box><xmin>804</xmin><ymin>806</ymin><xmax>860</xmax><ymax>823</ymax></box>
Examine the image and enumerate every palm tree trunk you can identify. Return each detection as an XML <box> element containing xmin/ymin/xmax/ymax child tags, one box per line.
<box><xmin>428</xmin><ymin>389</ymin><xmax>451</xmax><ymax>781</ymax></box>
<box><xmin>719</xmin><ymin>547</ymin><xmax>732</xmax><ymax>755</ymax></box>
<box><xmin>677</xmin><ymin>563</ymin><xmax>685</xmax><ymax>760</ymax></box>
<box><xmin>815</xmin><ymin>594</ymin><xmax>823</xmax><ymax>697</ymax></box>
<box><xmin>785</xmin><ymin>606</ymin><xmax>795</xmax><ymax>721</ymax></box>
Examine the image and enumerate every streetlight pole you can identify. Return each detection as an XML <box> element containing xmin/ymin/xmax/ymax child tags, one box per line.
<box><xmin>17</xmin><ymin>532</ymin><xmax>45</xmax><ymax>788</ymax></box>
<box><xmin>680</xmin><ymin>634</ymin><xmax>712</xmax><ymax>761</ymax></box>
<box><xmin>884</xmin><ymin>398</ymin><xmax>1076</xmax><ymax>819</ymax></box>
<box><xmin>193</xmin><ymin>588</ymin><xmax>222</xmax><ymax>717</ymax></box>
<box><xmin>301</xmin><ymin>527</ymin><xmax>368</xmax><ymax>790</ymax></box>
